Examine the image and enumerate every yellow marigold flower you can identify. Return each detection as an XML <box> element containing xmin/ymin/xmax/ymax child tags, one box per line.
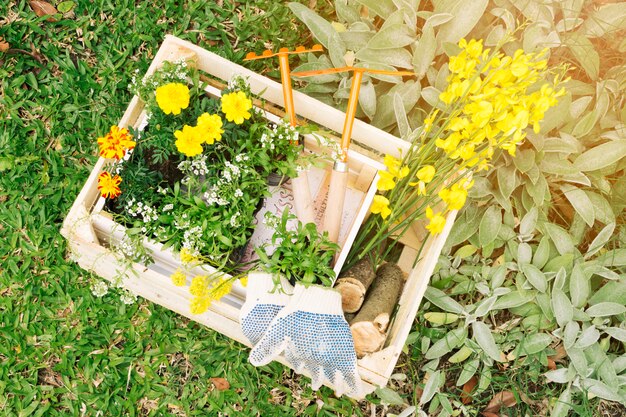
<box><xmin>371</xmin><ymin>195</ymin><xmax>391</xmax><ymax>219</ymax></box>
<box><xmin>189</xmin><ymin>275</ymin><xmax>208</xmax><ymax>297</ymax></box>
<box><xmin>209</xmin><ymin>278</ymin><xmax>233</xmax><ymax>301</ymax></box>
<box><xmin>170</xmin><ymin>269</ymin><xmax>186</xmax><ymax>286</ymax></box>
<box><xmin>97</xmin><ymin>171</ymin><xmax>122</xmax><ymax>199</ymax></box>
<box><xmin>190</xmin><ymin>295</ymin><xmax>211</xmax><ymax>314</ymax></box>
<box><xmin>97</xmin><ymin>125</ymin><xmax>135</xmax><ymax>160</ymax></box>
<box><xmin>196</xmin><ymin>113</ymin><xmax>224</xmax><ymax>144</ymax></box>
<box><xmin>175</xmin><ymin>125</ymin><xmax>203</xmax><ymax>157</ymax></box>
<box><xmin>155</xmin><ymin>82</ymin><xmax>190</xmax><ymax>115</ymax></box>
<box><xmin>439</xmin><ymin>183</ymin><xmax>468</xmax><ymax>211</ymax></box>
<box><xmin>377</xmin><ymin>171</ymin><xmax>396</xmax><ymax>191</ymax></box>
<box><xmin>180</xmin><ymin>247</ymin><xmax>198</xmax><ymax>264</ymax></box>
<box><xmin>425</xmin><ymin>206</ymin><xmax>446</xmax><ymax>235</ymax></box>
<box><xmin>221</xmin><ymin>91</ymin><xmax>252</xmax><ymax>124</ymax></box>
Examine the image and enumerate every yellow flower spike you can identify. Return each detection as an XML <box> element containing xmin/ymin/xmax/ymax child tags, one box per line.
<box><xmin>416</xmin><ymin>165</ymin><xmax>436</xmax><ymax>183</ymax></box>
<box><xmin>208</xmin><ymin>278</ymin><xmax>233</xmax><ymax>301</ymax></box>
<box><xmin>196</xmin><ymin>113</ymin><xmax>224</xmax><ymax>144</ymax></box>
<box><xmin>155</xmin><ymin>83</ymin><xmax>190</xmax><ymax>115</ymax></box>
<box><xmin>371</xmin><ymin>195</ymin><xmax>392</xmax><ymax>219</ymax></box>
<box><xmin>180</xmin><ymin>248</ymin><xmax>198</xmax><ymax>264</ymax></box>
<box><xmin>377</xmin><ymin>171</ymin><xmax>396</xmax><ymax>191</ymax></box>
<box><xmin>189</xmin><ymin>275</ymin><xmax>209</xmax><ymax>297</ymax></box>
<box><xmin>174</xmin><ymin>125</ymin><xmax>204</xmax><ymax>157</ymax></box>
<box><xmin>221</xmin><ymin>91</ymin><xmax>253</xmax><ymax>124</ymax></box>
<box><xmin>190</xmin><ymin>295</ymin><xmax>211</xmax><ymax>314</ymax></box>
<box><xmin>438</xmin><ymin>183</ymin><xmax>468</xmax><ymax>211</ymax></box>
<box><xmin>425</xmin><ymin>206</ymin><xmax>446</xmax><ymax>235</ymax></box>
<box><xmin>170</xmin><ymin>269</ymin><xmax>186</xmax><ymax>286</ymax></box>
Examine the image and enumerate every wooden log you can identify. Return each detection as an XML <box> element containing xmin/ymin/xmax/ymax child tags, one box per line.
<box><xmin>334</xmin><ymin>257</ymin><xmax>376</xmax><ymax>313</ymax></box>
<box><xmin>350</xmin><ymin>263</ymin><xmax>404</xmax><ymax>357</ymax></box>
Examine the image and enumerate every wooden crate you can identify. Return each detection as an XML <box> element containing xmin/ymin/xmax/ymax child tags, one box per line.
<box><xmin>61</xmin><ymin>35</ymin><xmax>456</xmax><ymax>398</ymax></box>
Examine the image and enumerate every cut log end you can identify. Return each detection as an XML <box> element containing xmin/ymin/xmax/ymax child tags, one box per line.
<box><xmin>350</xmin><ymin>322</ymin><xmax>386</xmax><ymax>358</ymax></box>
<box><xmin>350</xmin><ymin>262</ymin><xmax>404</xmax><ymax>357</ymax></box>
<box><xmin>335</xmin><ymin>278</ymin><xmax>366</xmax><ymax>313</ymax></box>
<box><xmin>336</xmin><ymin>257</ymin><xmax>376</xmax><ymax>312</ymax></box>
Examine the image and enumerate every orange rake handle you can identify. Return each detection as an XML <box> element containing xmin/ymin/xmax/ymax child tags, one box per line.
<box><xmin>244</xmin><ymin>45</ymin><xmax>325</xmax><ymax>225</ymax></box>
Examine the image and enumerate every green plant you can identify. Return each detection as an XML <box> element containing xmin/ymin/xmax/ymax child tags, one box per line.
<box><xmin>256</xmin><ymin>210</ymin><xmax>339</xmax><ymax>287</ymax></box>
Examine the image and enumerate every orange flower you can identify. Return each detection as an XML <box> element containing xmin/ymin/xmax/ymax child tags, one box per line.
<box><xmin>97</xmin><ymin>125</ymin><xmax>135</xmax><ymax>160</ymax></box>
<box><xmin>97</xmin><ymin>171</ymin><xmax>122</xmax><ymax>199</ymax></box>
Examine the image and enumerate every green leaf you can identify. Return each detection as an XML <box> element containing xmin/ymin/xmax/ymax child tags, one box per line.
<box><xmin>424</xmin><ymin>287</ymin><xmax>465</xmax><ymax>314</ymax></box>
<box><xmin>472</xmin><ymin>321</ymin><xmax>502</xmax><ymax>362</ymax></box>
<box><xmin>519</xmin><ymin>207</ymin><xmax>538</xmax><ymax>237</ymax></box>
<box><xmin>474</xmin><ymin>295</ymin><xmax>498</xmax><ymax>318</ymax></box>
<box><xmin>359</xmin><ymin>80</ymin><xmax>377</xmax><ymax>120</ymax></box>
<box><xmin>575</xmin><ymin>325</ymin><xmax>600</xmax><ymax>349</ymax></box>
<box><xmin>497</xmin><ymin>164</ymin><xmax>518</xmax><ymax>201</ymax></box>
<box><xmin>434</xmin><ymin>0</ymin><xmax>489</xmax><ymax>50</ymax></box>
<box><xmin>560</xmin><ymin>184</ymin><xmax>595</xmax><ymax>227</ymax></box>
<box><xmin>479</xmin><ymin>206</ymin><xmax>501</xmax><ymax>248</ymax></box>
<box><xmin>456</xmin><ymin>358</ymin><xmax>479</xmax><ymax>386</ymax></box>
<box><xmin>573</xmin><ymin>140</ymin><xmax>626</xmax><ymax>171</ymax></box>
<box><xmin>564</xmin><ymin>32</ymin><xmax>599</xmax><ymax>80</ymax></box>
<box><xmin>367</xmin><ymin>24</ymin><xmax>415</xmax><ymax>49</ymax></box>
<box><xmin>544</xmin><ymin>223</ymin><xmax>576</xmax><ymax>255</ymax></box>
<box><xmin>569</xmin><ymin>263</ymin><xmax>590</xmax><ymax>308</ymax></box>
<box><xmin>412</xmin><ymin>24</ymin><xmax>436</xmax><ymax>79</ymax></box>
<box><xmin>550</xmin><ymin>386</ymin><xmax>572</xmax><ymax>417</ymax></box>
<box><xmin>520</xmin><ymin>263</ymin><xmax>548</xmax><ymax>293</ymax></box>
<box><xmin>0</xmin><ymin>156</ymin><xmax>14</xmax><ymax>172</ymax></box>
<box><xmin>57</xmin><ymin>1</ymin><xmax>75</xmax><ymax>13</ymax></box>
<box><xmin>420</xmin><ymin>86</ymin><xmax>442</xmax><ymax>108</ymax></box>
<box><xmin>375</xmin><ymin>386</ymin><xmax>405</xmax><ymax>406</ymax></box>
<box><xmin>581</xmin><ymin>3</ymin><xmax>626</xmax><ymax>37</ymax></box>
<box><xmin>582</xmin><ymin>378</ymin><xmax>622</xmax><ymax>402</ymax></box>
<box><xmin>493</xmin><ymin>291</ymin><xmax>535</xmax><ymax>310</ymax></box>
<box><xmin>354</xmin><ymin>0</ymin><xmax>396</xmax><ymax>19</ymax></box>
<box><xmin>393</xmin><ymin>92</ymin><xmax>409</xmax><ymax>138</ymax></box>
<box><xmin>605</xmin><ymin>327</ymin><xmax>626</xmax><ymax>343</ymax></box>
<box><xmin>570</xmin><ymin>109</ymin><xmax>597</xmax><ymax>138</ymax></box>
<box><xmin>585</xmin><ymin>191</ymin><xmax>616</xmax><ymax>224</ymax></box>
<box><xmin>419</xmin><ymin>370</ymin><xmax>442</xmax><ymax>405</ymax></box>
<box><xmin>586</xmin><ymin>302</ymin><xmax>626</xmax><ymax>317</ymax></box>
<box><xmin>552</xmin><ymin>288</ymin><xmax>573</xmax><ymax>327</ymax></box>
<box><xmin>532</xmin><ymin>237</ymin><xmax>551</xmax><ymax>269</ymax></box>
<box><xmin>589</xmin><ymin>280</ymin><xmax>626</xmax><ymax>305</ymax></box>
<box><xmin>355</xmin><ymin>47</ymin><xmax>413</xmax><ymax>68</ymax></box>
<box><xmin>545</xmin><ymin>368</ymin><xmax>574</xmax><ymax>384</ymax></box>
<box><xmin>596</xmin><ymin>248</ymin><xmax>626</xmax><ymax>267</ymax></box>
<box><xmin>425</xmin><ymin>327</ymin><xmax>467</xmax><ymax>359</ymax></box>
<box><xmin>288</xmin><ymin>3</ymin><xmax>336</xmax><ymax>48</ymax></box>
<box><xmin>519</xmin><ymin>333</ymin><xmax>552</xmax><ymax>356</ymax></box>
<box><xmin>586</xmin><ymin>223</ymin><xmax>615</xmax><ymax>258</ymax></box>
<box><xmin>566</xmin><ymin>347</ymin><xmax>588</xmax><ymax>375</ymax></box>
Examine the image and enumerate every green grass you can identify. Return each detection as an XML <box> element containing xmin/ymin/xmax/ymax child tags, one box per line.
<box><xmin>1</xmin><ymin>1</ymin><xmax>624</xmax><ymax>416</ymax></box>
<box><xmin>0</xmin><ymin>1</ymin><xmax>370</xmax><ymax>415</ymax></box>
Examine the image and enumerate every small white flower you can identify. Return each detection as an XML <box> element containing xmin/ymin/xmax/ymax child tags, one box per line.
<box><xmin>234</xmin><ymin>189</ymin><xmax>243</xmax><ymax>198</ymax></box>
<box><xmin>120</xmin><ymin>291</ymin><xmax>137</xmax><ymax>305</ymax></box>
<box><xmin>91</xmin><ymin>281</ymin><xmax>109</xmax><ymax>297</ymax></box>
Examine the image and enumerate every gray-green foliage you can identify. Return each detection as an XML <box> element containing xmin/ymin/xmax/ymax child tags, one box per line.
<box><xmin>288</xmin><ymin>0</ymin><xmax>626</xmax><ymax>414</ymax></box>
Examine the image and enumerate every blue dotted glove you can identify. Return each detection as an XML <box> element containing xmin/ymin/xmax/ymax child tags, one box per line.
<box><xmin>249</xmin><ymin>284</ymin><xmax>362</xmax><ymax>398</ymax></box>
<box><xmin>239</xmin><ymin>272</ymin><xmax>293</xmax><ymax>346</ymax></box>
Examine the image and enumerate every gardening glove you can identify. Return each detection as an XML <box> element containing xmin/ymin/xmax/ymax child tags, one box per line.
<box><xmin>249</xmin><ymin>283</ymin><xmax>362</xmax><ymax>398</ymax></box>
<box><xmin>239</xmin><ymin>272</ymin><xmax>294</xmax><ymax>346</ymax></box>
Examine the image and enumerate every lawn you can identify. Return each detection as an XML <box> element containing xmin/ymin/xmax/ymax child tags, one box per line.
<box><xmin>1</xmin><ymin>1</ymin><xmax>625</xmax><ymax>416</ymax></box>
